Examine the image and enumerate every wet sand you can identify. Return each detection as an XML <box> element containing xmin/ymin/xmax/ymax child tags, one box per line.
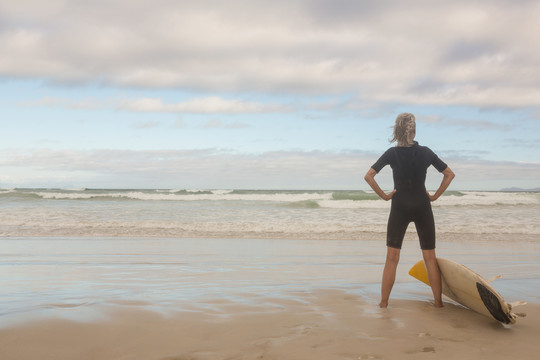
<box><xmin>1</xmin><ymin>289</ymin><xmax>538</xmax><ymax>360</ymax></box>
<box><xmin>1</xmin><ymin>236</ymin><xmax>539</xmax><ymax>359</ymax></box>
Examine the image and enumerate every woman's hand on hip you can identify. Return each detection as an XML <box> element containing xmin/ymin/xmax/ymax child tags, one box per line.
<box><xmin>383</xmin><ymin>189</ymin><xmax>396</xmax><ymax>201</ymax></box>
<box><xmin>427</xmin><ymin>191</ymin><xmax>438</xmax><ymax>202</ymax></box>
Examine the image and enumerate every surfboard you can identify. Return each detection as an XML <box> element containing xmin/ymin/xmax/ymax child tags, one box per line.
<box><xmin>409</xmin><ymin>258</ymin><xmax>525</xmax><ymax>324</ymax></box>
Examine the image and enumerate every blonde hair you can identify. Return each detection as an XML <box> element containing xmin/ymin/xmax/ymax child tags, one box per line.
<box><xmin>391</xmin><ymin>113</ymin><xmax>416</xmax><ymax>146</ymax></box>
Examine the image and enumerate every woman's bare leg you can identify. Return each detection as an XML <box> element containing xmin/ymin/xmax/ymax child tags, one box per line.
<box><xmin>380</xmin><ymin>247</ymin><xmax>400</xmax><ymax>308</ymax></box>
<box><xmin>422</xmin><ymin>249</ymin><xmax>443</xmax><ymax>307</ymax></box>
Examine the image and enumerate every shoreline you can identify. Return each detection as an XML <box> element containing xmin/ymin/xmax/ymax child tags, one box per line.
<box><xmin>2</xmin><ymin>232</ymin><xmax>539</xmax><ymax>242</ymax></box>
<box><xmin>1</xmin><ymin>235</ymin><xmax>538</xmax><ymax>359</ymax></box>
<box><xmin>2</xmin><ymin>236</ymin><xmax>539</xmax><ymax>312</ymax></box>
<box><xmin>1</xmin><ymin>289</ymin><xmax>539</xmax><ymax>360</ymax></box>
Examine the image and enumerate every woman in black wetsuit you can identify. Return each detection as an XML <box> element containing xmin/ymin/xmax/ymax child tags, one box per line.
<box><xmin>364</xmin><ymin>113</ymin><xmax>455</xmax><ymax>308</ymax></box>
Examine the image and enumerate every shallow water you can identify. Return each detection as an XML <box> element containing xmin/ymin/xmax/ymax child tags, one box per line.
<box><xmin>1</xmin><ymin>236</ymin><xmax>539</xmax><ymax>327</ymax></box>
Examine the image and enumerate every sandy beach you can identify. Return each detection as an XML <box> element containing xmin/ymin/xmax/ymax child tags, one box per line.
<box><xmin>1</xmin><ymin>234</ymin><xmax>539</xmax><ymax>359</ymax></box>
<box><xmin>1</xmin><ymin>290</ymin><xmax>539</xmax><ymax>360</ymax></box>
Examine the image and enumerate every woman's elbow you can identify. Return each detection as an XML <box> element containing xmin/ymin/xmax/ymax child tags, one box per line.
<box><xmin>364</xmin><ymin>168</ymin><xmax>376</xmax><ymax>183</ymax></box>
<box><xmin>444</xmin><ymin>167</ymin><xmax>455</xmax><ymax>180</ymax></box>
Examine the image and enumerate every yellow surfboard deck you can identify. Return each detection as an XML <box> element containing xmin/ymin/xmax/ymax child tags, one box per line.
<box><xmin>409</xmin><ymin>258</ymin><xmax>522</xmax><ymax>324</ymax></box>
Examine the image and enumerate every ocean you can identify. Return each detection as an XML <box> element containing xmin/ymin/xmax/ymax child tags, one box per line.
<box><xmin>1</xmin><ymin>188</ymin><xmax>539</xmax><ymax>327</ymax></box>
<box><xmin>1</xmin><ymin>188</ymin><xmax>539</xmax><ymax>239</ymax></box>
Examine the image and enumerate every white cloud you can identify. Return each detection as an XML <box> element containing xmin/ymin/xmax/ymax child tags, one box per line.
<box><xmin>18</xmin><ymin>95</ymin><xmax>291</xmax><ymax>115</ymax></box>
<box><xmin>118</xmin><ymin>97</ymin><xmax>291</xmax><ymax>114</ymax></box>
<box><xmin>1</xmin><ymin>0</ymin><xmax>540</xmax><ymax>107</ymax></box>
<box><xmin>200</xmin><ymin>120</ymin><xmax>249</xmax><ymax>129</ymax></box>
<box><xmin>418</xmin><ymin>115</ymin><xmax>513</xmax><ymax>131</ymax></box>
<box><xmin>1</xmin><ymin>148</ymin><xmax>538</xmax><ymax>190</ymax></box>
<box><xmin>0</xmin><ymin>148</ymin><xmax>376</xmax><ymax>188</ymax></box>
<box><xmin>19</xmin><ymin>96</ymin><xmax>112</xmax><ymax>110</ymax></box>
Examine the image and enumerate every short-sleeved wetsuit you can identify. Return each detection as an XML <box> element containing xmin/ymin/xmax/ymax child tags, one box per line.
<box><xmin>371</xmin><ymin>141</ymin><xmax>448</xmax><ymax>250</ymax></box>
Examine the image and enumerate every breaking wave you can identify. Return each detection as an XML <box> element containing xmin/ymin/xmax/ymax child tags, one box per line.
<box><xmin>1</xmin><ymin>188</ymin><xmax>537</xmax><ymax>208</ymax></box>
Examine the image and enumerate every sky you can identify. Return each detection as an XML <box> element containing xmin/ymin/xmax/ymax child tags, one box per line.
<box><xmin>1</xmin><ymin>0</ymin><xmax>539</xmax><ymax>190</ymax></box>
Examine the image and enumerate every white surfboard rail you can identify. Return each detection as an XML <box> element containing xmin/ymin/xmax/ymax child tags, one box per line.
<box><xmin>409</xmin><ymin>258</ymin><xmax>526</xmax><ymax>324</ymax></box>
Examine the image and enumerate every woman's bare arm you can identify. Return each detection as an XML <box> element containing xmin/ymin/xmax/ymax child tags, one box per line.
<box><xmin>364</xmin><ymin>168</ymin><xmax>396</xmax><ymax>201</ymax></box>
<box><xmin>427</xmin><ymin>167</ymin><xmax>455</xmax><ymax>201</ymax></box>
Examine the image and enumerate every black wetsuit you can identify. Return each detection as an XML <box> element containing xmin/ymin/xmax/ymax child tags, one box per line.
<box><xmin>371</xmin><ymin>141</ymin><xmax>448</xmax><ymax>250</ymax></box>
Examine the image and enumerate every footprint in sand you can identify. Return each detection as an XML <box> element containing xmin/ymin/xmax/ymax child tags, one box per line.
<box><xmin>405</xmin><ymin>346</ymin><xmax>436</xmax><ymax>354</ymax></box>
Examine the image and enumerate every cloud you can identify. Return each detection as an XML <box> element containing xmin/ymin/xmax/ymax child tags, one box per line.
<box><xmin>503</xmin><ymin>138</ymin><xmax>540</xmax><ymax>150</ymax></box>
<box><xmin>19</xmin><ymin>96</ymin><xmax>107</xmax><ymax>110</ymax></box>
<box><xmin>418</xmin><ymin>114</ymin><xmax>513</xmax><ymax>131</ymax></box>
<box><xmin>418</xmin><ymin>115</ymin><xmax>444</xmax><ymax>124</ymax></box>
<box><xmin>201</xmin><ymin>120</ymin><xmax>249</xmax><ymax>129</ymax></box>
<box><xmin>1</xmin><ymin>1</ymin><xmax>540</xmax><ymax>108</ymax></box>
<box><xmin>118</xmin><ymin>97</ymin><xmax>291</xmax><ymax>114</ymax></box>
<box><xmin>373</xmin><ymin>86</ymin><xmax>540</xmax><ymax>108</ymax></box>
<box><xmin>19</xmin><ymin>95</ymin><xmax>291</xmax><ymax>115</ymax></box>
<box><xmin>0</xmin><ymin>148</ymin><xmax>377</xmax><ymax>188</ymax></box>
<box><xmin>1</xmin><ymin>147</ymin><xmax>538</xmax><ymax>190</ymax></box>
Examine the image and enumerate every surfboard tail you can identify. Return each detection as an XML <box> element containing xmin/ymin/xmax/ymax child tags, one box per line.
<box><xmin>476</xmin><ymin>282</ymin><xmax>517</xmax><ymax>324</ymax></box>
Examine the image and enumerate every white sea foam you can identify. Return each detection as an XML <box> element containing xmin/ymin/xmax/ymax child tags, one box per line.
<box><xmin>317</xmin><ymin>199</ymin><xmax>390</xmax><ymax>209</ymax></box>
<box><xmin>434</xmin><ymin>191</ymin><xmax>539</xmax><ymax>207</ymax></box>
<box><xmin>15</xmin><ymin>189</ymin><xmax>537</xmax><ymax>207</ymax></box>
<box><xmin>28</xmin><ymin>189</ymin><xmax>337</xmax><ymax>203</ymax></box>
<box><xmin>1</xmin><ymin>189</ymin><xmax>539</xmax><ymax>238</ymax></box>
